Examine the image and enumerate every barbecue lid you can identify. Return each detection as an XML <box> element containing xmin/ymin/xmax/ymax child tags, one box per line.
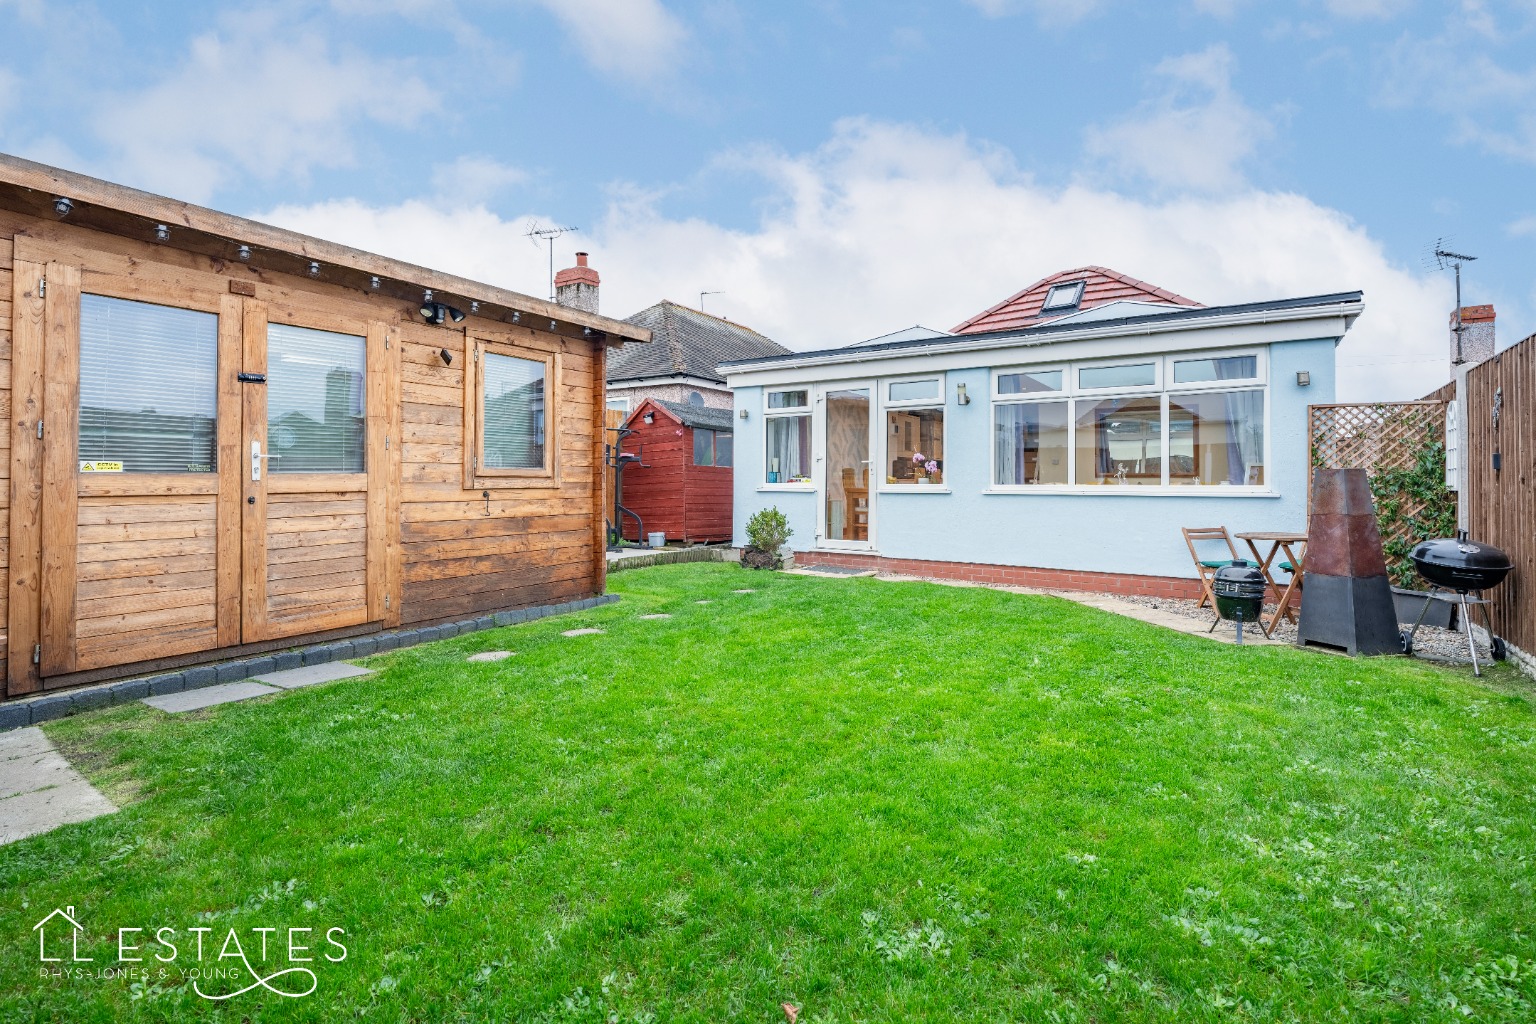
<box><xmin>1411</xmin><ymin>534</ymin><xmax>1513</xmax><ymax>571</ymax></box>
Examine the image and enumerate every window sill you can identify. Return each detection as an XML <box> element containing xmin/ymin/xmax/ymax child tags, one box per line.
<box><xmin>982</xmin><ymin>486</ymin><xmax>1280</xmax><ymax>497</ymax></box>
<box><xmin>878</xmin><ymin>485</ymin><xmax>951</xmax><ymax>494</ymax></box>
<box><xmin>758</xmin><ymin>484</ymin><xmax>815</xmax><ymax>492</ymax></box>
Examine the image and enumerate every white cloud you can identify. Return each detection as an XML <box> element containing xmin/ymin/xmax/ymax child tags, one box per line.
<box><xmin>430</xmin><ymin>156</ymin><xmax>529</xmax><ymax>205</ymax></box>
<box><xmin>527</xmin><ymin>0</ymin><xmax>687</xmax><ymax>85</ymax></box>
<box><xmin>965</xmin><ymin>0</ymin><xmax>1106</xmax><ymax>25</ymax></box>
<box><xmin>258</xmin><ymin>119</ymin><xmax>1450</xmax><ymax>401</ymax></box>
<box><xmin>93</xmin><ymin>9</ymin><xmax>438</xmax><ymax>202</ymax></box>
<box><xmin>1324</xmin><ymin>0</ymin><xmax>1411</xmax><ymax>18</ymax></box>
<box><xmin>1083</xmin><ymin>44</ymin><xmax>1274</xmax><ymax>192</ymax></box>
<box><xmin>1509</xmin><ymin>214</ymin><xmax>1536</xmax><ymax>237</ymax></box>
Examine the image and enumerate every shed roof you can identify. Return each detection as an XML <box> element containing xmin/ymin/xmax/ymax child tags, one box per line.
<box><xmin>951</xmin><ymin>266</ymin><xmax>1201</xmax><ymax>334</ymax></box>
<box><xmin>613</xmin><ymin>301</ymin><xmax>789</xmax><ymax>384</ymax></box>
<box><xmin>629</xmin><ymin>397</ymin><xmax>735</xmax><ymax>432</ymax></box>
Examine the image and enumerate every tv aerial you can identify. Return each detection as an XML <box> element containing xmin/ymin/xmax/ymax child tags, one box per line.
<box><xmin>526</xmin><ymin>221</ymin><xmax>579</xmax><ymax>302</ymax></box>
<box><xmin>1426</xmin><ymin>239</ymin><xmax>1478</xmax><ymax>365</ymax></box>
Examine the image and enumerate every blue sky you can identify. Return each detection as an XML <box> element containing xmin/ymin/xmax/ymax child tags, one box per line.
<box><xmin>1</xmin><ymin>0</ymin><xmax>1532</xmax><ymax>399</ymax></box>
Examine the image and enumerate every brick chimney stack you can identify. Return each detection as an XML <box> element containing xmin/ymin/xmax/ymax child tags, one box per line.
<box><xmin>1450</xmin><ymin>304</ymin><xmax>1495</xmax><ymax>369</ymax></box>
<box><xmin>555</xmin><ymin>252</ymin><xmax>600</xmax><ymax>315</ymax></box>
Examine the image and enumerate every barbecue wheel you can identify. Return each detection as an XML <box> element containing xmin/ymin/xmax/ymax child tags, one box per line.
<box><xmin>1399</xmin><ymin>629</ymin><xmax>1413</xmax><ymax>656</ymax></box>
<box><xmin>1491</xmin><ymin>636</ymin><xmax>1507</xmax><ymax>662</ymax></box>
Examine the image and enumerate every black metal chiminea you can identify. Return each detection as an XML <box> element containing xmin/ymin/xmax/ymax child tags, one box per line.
<box><xmin>1210</xmin><ymin>559</ymin><xmax>1267</xmax><ymax>644</ymax></box>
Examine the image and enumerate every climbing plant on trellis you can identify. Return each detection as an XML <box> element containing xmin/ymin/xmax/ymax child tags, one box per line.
<box><xmin>1308</xmin><ymin>401</ymin><xmax>1458</xmax><ymax>587</ymax></box>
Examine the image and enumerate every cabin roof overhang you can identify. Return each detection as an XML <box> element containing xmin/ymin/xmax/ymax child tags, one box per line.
<box><xmin>723</xmin><ymin>291</ymin><xmax>1363</xmax><ymax>387</ymax></box>
<box><xmin>0</xmin><ymin>152</ymin><xmax>651</xmax><ymax>349</ymax></box>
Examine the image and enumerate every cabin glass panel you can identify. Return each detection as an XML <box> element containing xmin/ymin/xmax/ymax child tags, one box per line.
<box><xmin>267</xmin><ymin>323</ymin><xmax>366</xmax><ymax>473</ymax></box>
<box><xmin>482</xmin><ymin>352</ymin><xmax>547</xmax><ymax>470</ymax></box>
<box><xmin>78</xmin><ymin>294</ymin><xmax>218</xmax><ymax>473</ymax></box>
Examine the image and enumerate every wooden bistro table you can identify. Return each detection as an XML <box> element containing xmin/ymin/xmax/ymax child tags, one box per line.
<box><xmin>1235</xmin><ymin>531</ymin><xmax>1307</xmax><ymax>637</ymax></box>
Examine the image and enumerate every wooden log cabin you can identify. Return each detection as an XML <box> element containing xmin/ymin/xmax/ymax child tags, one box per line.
<box><xmin>0</xmin><ymin>154</ymin><xmax>649</xmax><ymax>701</ymax></box>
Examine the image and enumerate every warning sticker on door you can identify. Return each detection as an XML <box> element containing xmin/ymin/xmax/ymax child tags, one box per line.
<box><xmin>79</xmin><ymin>460</ymin><xmax>124</xmax><ymax>473</ymax></box>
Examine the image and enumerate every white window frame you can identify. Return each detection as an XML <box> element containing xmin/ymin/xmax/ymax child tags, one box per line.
<box><xmin>988</xmin><ymin>347</ymin><xmax>1272</xmax><ymax>495</ymax></box>
<box><xmin>762</xmin><ymin>388</ymin><xmax>814</xmax><ymax>490</ymax></box>
<box><xmin>880</xmin><ymin>374</ymin><xmax>948</xmax><ymax>491</ymax></box>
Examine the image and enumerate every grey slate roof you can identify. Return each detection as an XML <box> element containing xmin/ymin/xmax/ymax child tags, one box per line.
<box><xmin>613</xmin><ymin>301</ymin><xmax>789</xmax><ymax>384</ymax></box>
<box><xmin>648</xmin><ymin>399</ymin><xmax>735</xmax><ymax>432</ymax></box>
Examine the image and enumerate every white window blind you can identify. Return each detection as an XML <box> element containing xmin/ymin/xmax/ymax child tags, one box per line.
<box><xmin>78</xmin><ymin>294</ymin><xmax>219</xmax><ymax>473</ymax></box>
<box><xmin>483</xmin><ymin>352</ymin><xmax>547</xmax><ymax>470</ymax></box>
<box><xmin>266</xmin><ymin>323</ymin><xmax>366</xmax><ymax>473</ymax></box>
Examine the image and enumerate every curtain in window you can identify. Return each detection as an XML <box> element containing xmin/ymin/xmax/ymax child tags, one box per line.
<box><xmin>482</xmin><ymin>352</ymin><xmax>546</xmax><ymax>470</ymax></box>
<box><xmin>766</xmin><ymin>415</ymin><xmax>809</xmax><ymax>482</ymax></box>
<box><xmin>78</xmin><ymin>294</ymin><xmax>219</xmax><ymax>473</ymax></box>
<box><xmin>266</xmin><ymin>323</ymin><xmax>366</xmax><ymax>473</ymax></box>
<box><xmin>1223</xmin><ymin>390</ymin><xmax>1264</xmax><ymax>485</ymax></box>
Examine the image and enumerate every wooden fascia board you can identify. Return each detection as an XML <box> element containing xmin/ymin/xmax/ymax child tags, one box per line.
<box><xmin>0</xmin><ymin>152</ymin><xmax>651</xmax><ymax>346</ymax></box>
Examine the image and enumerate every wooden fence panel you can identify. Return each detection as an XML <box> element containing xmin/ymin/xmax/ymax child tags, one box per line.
<box><xmin>1463</xmin><ymin>335</ymin><xmax>1536</xmax><ymax>657</ymax></box>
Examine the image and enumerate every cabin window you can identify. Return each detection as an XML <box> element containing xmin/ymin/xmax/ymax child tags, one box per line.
<box><xmin>693</xmin><ymin>428</ymin><xmax>733</xmax><ymax>467</ymax></box>
<box><xmin>266</xmin><ymin>323</ymin><xmax>366</xmax><ymax>473</ymax></box>
<box><xmin>78</xmin><ymin>294</ymin><xmax>218</xmax><ymax>473</ymax></box>
<box><xmin>764</xmin><ymin>389</ymin><xmax>810</xmax><ymax>485</ymax></box>
<box><xmin>481</xmin><ymin>352</ymin><xmax>548</xmax><ymax>470</ymax></box>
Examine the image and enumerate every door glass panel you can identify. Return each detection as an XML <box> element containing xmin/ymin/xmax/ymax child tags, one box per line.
<box><xmin>78</xmin><ymin>294</ymin><xmax>218</xmax><ymax>473</ymax></box>
<box><xmin>266</xmin><ymin>323</ymin><xmax>366</xmax><ymax>473</ymax></box>
<box><xmin>825</xmin><ymin>388</ymin><xmax>870</xmax><ymax>542</ymax></box>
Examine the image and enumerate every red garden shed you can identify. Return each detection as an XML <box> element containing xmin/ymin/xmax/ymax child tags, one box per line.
<box><xmin>618</xmin><ymin>397</ymin><xmax>734</xmax><ymax>544</ymax></box>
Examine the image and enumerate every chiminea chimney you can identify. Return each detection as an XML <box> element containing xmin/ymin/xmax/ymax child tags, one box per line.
<box><xmin>554</xmin><ymin>252</ymin><xmax>600</xmax><ymax>315</ymax></box>
<box><xmin>1450</xmin><ymin>304</ymin><xmax>1495</xmax><ymax>369</ymax></box>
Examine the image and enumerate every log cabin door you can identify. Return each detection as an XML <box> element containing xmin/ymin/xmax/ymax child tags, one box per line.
<box><xmin>29</xmin><ymin>270</ymin><xmax>396</xmax><ymax>682</ymax></box>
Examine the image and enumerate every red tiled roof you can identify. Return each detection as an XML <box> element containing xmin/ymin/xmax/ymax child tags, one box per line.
<box><xmin>950</xmin><ymin>266</ymin><xmax>1202</xmax><ymax>335</ymax></box>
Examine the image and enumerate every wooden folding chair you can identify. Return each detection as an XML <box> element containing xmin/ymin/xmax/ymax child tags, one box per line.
<box><xmin>1182</xmin><ymin>526</ymin><xmax>1241</xmax><ymax>611</ymax></box>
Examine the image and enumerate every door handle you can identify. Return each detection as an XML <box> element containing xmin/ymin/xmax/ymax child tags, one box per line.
<box><xmin>251</xmin><ymin>441</ymin><xmax>274</xmax><ymax>481</ymax></box>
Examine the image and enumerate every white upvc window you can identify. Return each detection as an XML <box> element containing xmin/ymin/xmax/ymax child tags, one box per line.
<box><xmin>883</xmin><ymin>375</ymin><xmax>946</xmax><ymax>486</ymax></box>
<box><xmin>763</xmin><ymin>388</ymin><xmax>812</xmax><ymax>486</ymax></box>
<box><xmin>991</xmin><ymin>348</ymin><xmax>1269</xmax><ymax>491</ymax></box>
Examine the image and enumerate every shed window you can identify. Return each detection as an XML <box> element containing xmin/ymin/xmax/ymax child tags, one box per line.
<box><xmin>481</xmin><ymin>352</ymin><xmax>548</xmax><ymax>470</ymax></box>
<box><xmin>694</xmin><ymin>428</ymin><xmax>733</xmax><ymax>467</ymax></box>
<box><xmin>78</xmin><ymin>294</ymin><xmax>218</xmax><ymax>473</ymax></box>
<box><xmin>266</xmin><ymin>323</ymin><xmax>366</xmax><ymax>473</ymax></box>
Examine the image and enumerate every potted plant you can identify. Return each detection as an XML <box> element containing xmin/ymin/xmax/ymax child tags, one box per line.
<box><xmin>743</xmin><ymin>507</ymin><xmax>792</xmax><ymax>570</ymax></box>
<box><xmin>911</xmin><ymin>452</ymin><xmax>941</xmax><ymax>485</ymax></box>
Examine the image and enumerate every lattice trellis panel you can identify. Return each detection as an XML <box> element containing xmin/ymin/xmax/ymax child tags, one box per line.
<box><xmin>1309</xmin><ymin>401</ymin><xmax>1451</xmax><ymax>573</ymax></box>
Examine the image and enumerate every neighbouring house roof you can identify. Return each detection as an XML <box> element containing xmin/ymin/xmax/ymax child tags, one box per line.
<box><xmin>950</xmin><ymin>266</ymin><xmax>1202</xmax><ymax>334</ymax></box>
<box><xmin>719</xmin><ymin>291</ymin><xmax>1365</xmax><ymax>375</ymax></box>
<box><xmin>614</xmin><ymin>301</ymin><xmax>790</xmax><ymax>384</ymax></box>
<box><xmin>628</xmin><ymin>397</ymin><xmax>736</xmax><ymax>432</ymax></box>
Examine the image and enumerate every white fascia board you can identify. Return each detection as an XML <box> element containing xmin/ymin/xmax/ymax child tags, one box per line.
<box><xmin>607</xmin><ymin>374</ymin><xmax>725</xmax><ymax>391</ymax></box>
<box><xmin>725</xmin><ymin>304</ymin><xmax>1358</xmax><ymax>389</ymax></box>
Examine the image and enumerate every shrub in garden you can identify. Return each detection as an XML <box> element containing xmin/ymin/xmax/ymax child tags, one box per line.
<box><xmin>743</xmin><ymin>507</ymin><xmax>792</xmax><ymax>570</ymax></box>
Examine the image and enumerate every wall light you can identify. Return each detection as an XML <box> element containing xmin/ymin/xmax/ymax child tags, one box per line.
<box><xmin>53</xmin><ymin>197</ymin><xmax>73</xmax><ymax>218</ymax></box>
<box><xmin>739</xmin><ymin>408</ymin><xmax>749</xmax><ymax>420</ymax></box>
<box><xmin>237</xmin><ymin>245</ymin><xmax>251</xmax><ymax>261</ymax></box>
<box><xmin>419</xmin><ymin>300</ymin><xmax>465</xmax><ymax>325</ymax></box>
<box><xmin>1296</xmin><ymin>370</ymin><xmax>1311</xmax><ymax>387</ymax></box>
<box><xmin>549</xmin><ymin>320</ymin><xmax>557</xmax><ymax>331</ymax></box>
<box><xmin>956</xmin><ymin>382</ymin><xmax>971</xmax><ymax>405</ymax></box>
<box><xmin>370</xmin><ymin>275</ymin><xmax>380</xmax><ymax>289</ymax></box>
<box><xmin>154</xmin><ymin>224</ymin><xmax>170</xmax><ymax>243</ymax></box>
<box><xmin>470</xmin><ymin>301</ymin><xmax>480</xmax><ymax>314</ymax></box>
<box><xmin>643</xmin><ymin>412</ymin><xmax>655</xmax><ymax>425</ymax></box>
<box><xmin>308</xmin><ymin>261</ymin><xmax>321</xmax><ymax>277</ymax></box>
<box><xmin>439</xmin><ymin>348</ymin><xmax>453</xmax><ymax>366</ymax></box>
<box><xmin>512</xmin><ymin>311</ymin><xmax>521</xmax><ymax>323</ymax></box>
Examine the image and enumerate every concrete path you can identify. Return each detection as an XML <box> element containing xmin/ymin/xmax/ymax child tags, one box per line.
<box><xmin>0</xmin><ymin>728</ymin><xmax>116</xmax><ymax>846</ymax></box>
<box><xmin>251</xmin><ymin>663</ymin><xmax>375</xmax><ymax>690</ymax></box>
<box><xmin>143</xmin><ymin>681</ymin><xmax>279</xmax><ymax>713</ymax></box>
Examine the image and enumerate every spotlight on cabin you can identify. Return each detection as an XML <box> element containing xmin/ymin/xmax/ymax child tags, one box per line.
<box><xmin>53</xmin><ymin>197</ymin><xmax>73</xmax><ymax>218</ymax></box>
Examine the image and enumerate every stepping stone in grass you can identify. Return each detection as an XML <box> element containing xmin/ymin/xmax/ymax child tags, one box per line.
<box><xmin>637</xmin><ymin>613</ymin><xmax>672</xmax><ymax>620</ymax></box>
<box><xmin>695</xmin><ymin>600</ymin><xmax>713</xmax><ymax>605</ymax></box>
<box><xmin>733</xmin><ymin>589</ymin><xmax>756</xmax><ymax>594</ymax></box>
<box><xmin>561</xmin><ymin>628</ymin><xmax>604</xmax><ymax>637</ymax></box>
<box><xmin>467</xmin><ymin>650</ymin><xmax>515</xmax><ymax>662</ymax></box>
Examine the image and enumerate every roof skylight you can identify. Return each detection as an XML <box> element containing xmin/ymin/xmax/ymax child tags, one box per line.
<box><xmin>1040</xmin><ymin>281</ymin><xmax>1085</xmax><ymax>312</ymax></box>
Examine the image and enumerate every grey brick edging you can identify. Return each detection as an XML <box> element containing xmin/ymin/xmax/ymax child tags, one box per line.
<box><xmin>0</xmin><ymin>594</ymin><xmax>620</xmax><ymax>733</ymax></box>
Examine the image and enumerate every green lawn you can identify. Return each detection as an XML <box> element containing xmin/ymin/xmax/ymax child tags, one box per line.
<box><xmin>3</xmin><ymin>563</ymin><xmax>1535</xmax><ymax>1022</ymax></box>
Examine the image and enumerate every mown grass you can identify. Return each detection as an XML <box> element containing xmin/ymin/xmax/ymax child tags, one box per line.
<box><xmin>2</xmin><ymin>562</ymin><xmax>1534</xmax><ymax>1022</ymax></box>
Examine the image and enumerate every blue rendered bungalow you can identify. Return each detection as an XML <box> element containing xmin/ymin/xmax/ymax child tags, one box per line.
<box><xmin>720</xmin><ymin>267</ymin><xmax>1363</xmax><ymax>596</ymax></box>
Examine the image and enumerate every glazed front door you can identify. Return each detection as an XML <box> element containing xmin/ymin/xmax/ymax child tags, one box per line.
<box><xmin>816</xmin><ymin>383</ymin><xmax>875</xmax><ymax>550</ymax></box>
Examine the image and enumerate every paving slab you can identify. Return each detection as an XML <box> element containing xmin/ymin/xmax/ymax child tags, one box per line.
<box><xmin>0</xmin><ymin>728</ymin><xmax>117</xmax><ymax>846</ymax></box>
<box><xmin>695</xmin><ymin>600</ymin><xmax>714</xmax><ymax>604</ymax></box>
<box><xmin>467</xmin><ymin>651</ymin><xmax>514</xmax><ymax>663</ymax></box>
<box><xmin>561</xmin><ymin>628</ymin><xmax>604</xmax><ymax>637</ymax></box>
<box><xmin>250</xmin><ymin>663</ymin><xmax>376</xmax><ymax>691</ymax></box>
<box><xmin>143</xmin><ymin>681</ymin><xmax>279</xmax><ymax>713</ymax></box>
<box><xmin>637</xmin><ymin>613</ymin><xmax>673</xmax><ymax>620</ymax></box>
<box><xmin>732</xmin><ymin>589</ymin><xmax>756</xmax><ymax>594</ymax></box>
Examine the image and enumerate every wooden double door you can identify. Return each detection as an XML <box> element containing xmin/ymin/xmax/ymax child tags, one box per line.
<box><xmin>11</xmin><ymin>256</ymin><xmax>398</xmax><ymax>687</ymax></box>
